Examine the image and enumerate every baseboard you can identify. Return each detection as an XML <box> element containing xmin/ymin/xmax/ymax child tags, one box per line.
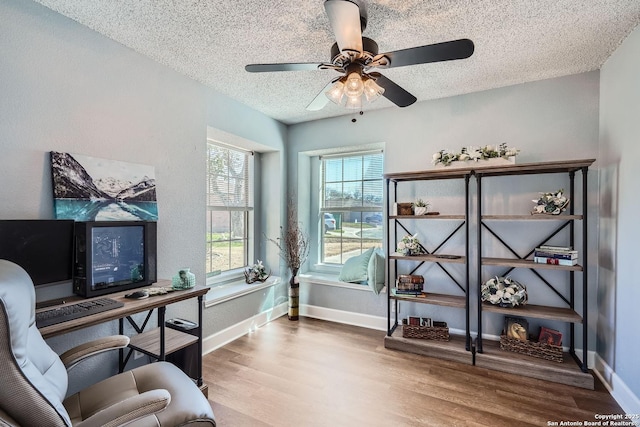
<box><xmin>593</xmin><ymin>354</ymin><xmax>640</xmax><ymax>421</ymax></box>
<box><xmin>299</xmin><ymin>304</ymin><xmax>387</xmax><ymax>331</ymax></box>
<box><xmin>202</xmin><ymin>302</ymin><xmax>288</xmax><ymax>354</ymax></box>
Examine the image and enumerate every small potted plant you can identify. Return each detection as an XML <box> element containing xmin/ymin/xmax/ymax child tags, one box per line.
<box><xmin>412</xmin><ymin>199</ymin><xmax>429</xmax><ymax>216</ymax></box>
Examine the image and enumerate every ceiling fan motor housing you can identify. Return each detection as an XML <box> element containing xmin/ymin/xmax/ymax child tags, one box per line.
<box><xmin>330</xmin><ymin>37</ymin><xmax>379</xmax><ymax>64</ymax></box>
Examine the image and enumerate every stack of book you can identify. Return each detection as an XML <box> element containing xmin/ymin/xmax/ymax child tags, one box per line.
<box><xmin>395</xmin><ymin>274</ymin><xmax>424</xmax><ymax>295</ymax></box>
<box><xmin>533</xmin><ymin>245</ymin><xmax>578</xmax><ymax>266</ymax></box>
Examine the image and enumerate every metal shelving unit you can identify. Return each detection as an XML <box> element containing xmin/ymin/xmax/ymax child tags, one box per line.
<box><xmin>384</xmin><ymin>168</ymin><xmax>472</xmax><ymax>358</ymax></box>
<box><xmin>382</xmin><ymin>159</ymin><xmax>596</xmax><ymax>389</ymax></box>
<box><xmin>474</xmin><ymin>159</ymin><xmax>594</xmax><ymax>389</ymax></box>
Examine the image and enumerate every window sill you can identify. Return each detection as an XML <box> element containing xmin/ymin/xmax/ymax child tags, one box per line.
<box><xmin>204</xmin><ymin>276</ymin><xmax>282</xmax><ymax>307</ymax></box>
<box><xmin>299</xmin><ymin>272</ymin><xmax>385</xmax><ymax>293</ymax></box>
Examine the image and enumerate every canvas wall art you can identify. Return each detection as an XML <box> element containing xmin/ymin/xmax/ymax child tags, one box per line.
<box><xmin>50</xmin><ymin>151</ymin><xmax>158</xmax><ymax>221</ymax></box>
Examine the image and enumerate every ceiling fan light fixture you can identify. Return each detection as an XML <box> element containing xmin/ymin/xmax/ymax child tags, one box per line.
<box><xmin>345</xmin><ymin>94</ymin><xmax>362</xmax><ymax>110</ymax></box>
<box><xmin>363</xmin><ymin>77</ymin><xmax>384</xmax><ymax>102</ymax></box>
<box><xmin>344</xmin><ymin>71</ymin><xmax>365</xmax><ymax>97</ymax></box>
<box><xmin>326</xmin><ymin>79</ymin><xmax>346</xmax><ymax>104</ymax></box>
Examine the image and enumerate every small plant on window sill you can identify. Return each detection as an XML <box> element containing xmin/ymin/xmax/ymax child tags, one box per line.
<box><xmin>244</xmin><ymin>260</ymin><xmax>270</xmax><ymax>284</ymax></box>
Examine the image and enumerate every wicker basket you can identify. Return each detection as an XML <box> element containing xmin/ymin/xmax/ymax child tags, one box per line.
<box><xmin>402</xmin><ymin>325</ymin><xmax>450</xmax><ymax>341</ymax></box>
<box><xmin>499</xmin><ymin>335</ymin><xmax>563</xmax><ymax>362</ymax></box>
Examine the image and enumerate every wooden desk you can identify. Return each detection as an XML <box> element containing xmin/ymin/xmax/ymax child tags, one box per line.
<box><xmin>38</xmin><ymin>281</ymin><xmax>209</xmax><ymax>387</ymax></box>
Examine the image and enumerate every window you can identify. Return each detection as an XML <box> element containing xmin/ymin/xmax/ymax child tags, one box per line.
<box><xmin>206</xmin><ymin>141</ymin><xmax>253</xmax><ymax>281</ymax></box>
<box><xmin>320</xmin><ymin>151</ymin><xmax>383</xmax><ymax>264</ymax></box>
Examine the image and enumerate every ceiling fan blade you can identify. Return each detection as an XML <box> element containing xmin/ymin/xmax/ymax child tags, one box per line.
<box><xmin>370</xmin><ymin>73</ymin><xmax>417</xmax><ymax>107</ymax></box>
<box><xmin>245</xmin><ymin>63</ymin><xmax>322</xmax><ymax>73</ymax></box>
<box><xmin>306</xmin><ymin>78</ymin><xmax>340</xmax><ymax>111</ymax></box>
<box><xmin>381</xmin><ymin>39</ymin><xmax>474</xmax><ymax>69</ymax></box>
<box><xmin>324</xmin><ymin>0</ymin><xmax>363</xmax><ymax>55</ymax></box>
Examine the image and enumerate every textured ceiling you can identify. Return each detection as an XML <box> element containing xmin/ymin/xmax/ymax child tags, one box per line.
<box><xmin>33</xmin><ymin>0</ymin><xmax>640</xmax><ymax>125</ymax></box>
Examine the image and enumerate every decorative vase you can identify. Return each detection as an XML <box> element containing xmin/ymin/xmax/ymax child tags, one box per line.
<box><xmin>414</xmin><ymin>206</ymin><xmax>428</xmax><ymax>216</ymax></box>
<box><xmin>288</xmin><ymin>269</ymin><xmax>299</xmax><ymax>321</ymax></box>
<box><xmin>172</xmin><ymin>268</ymin><xmax>196</xmax><ymax>290</ymax></box>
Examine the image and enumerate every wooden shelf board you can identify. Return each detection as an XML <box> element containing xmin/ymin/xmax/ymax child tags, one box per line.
<box><xmin>391</xmin><ymin>291</ymin><xmax>466</xmax><ymax>309</ymax></box>
<box><xmin>390</xmin><ymin>214</ymin><xmax>466</xmax><ymax>220</ymax></box>
<box><xmin>38</xmin><ymin>282</ymin><xmax>209</xmax><ymax>339</ymax></box>
<box><xmin>129</xmin><ymin>327</ymin><xmax>198</xmax><ymax>358</ymax></box>
<box><xmin>384</xmin><ymin>159</ymin><xmax>595</xmax><ymax>181</ymax></box>
<box><xmin>385</xmin><ymin>169</ymin><xmax>473</xmax><ymax>181</ymax></box>
<box><xmin>384</xmin><ymin>330</ymin><xmax>471</xmax><ymax>365</ymax></box>
<box><xmin>482</xmin><ymin>257</ymin><xmax>583</xmax><ymax>271</ymax></box>
<box><xmin>390</xmin><ymin>252</ymin><xmax>466</xmax><ymax>264</ymax></box>
<box><xmin>481</xmin><ymin>302</ymin><xmax>583</xmax><ymax>323</ymax></box>
<box><xmin>482</xmin><ymin>214</ymin><xmax>583</xmax><ymax>220</ymax></box>
<box><xmin>475</xmin><ymin>339</ymin><xmax>594</xmax><ymax>389</ymax></box>
<box><xmin>472</xmin><ymin>159</ymin><xmax>595</xmax><ymax>177</ymax></box>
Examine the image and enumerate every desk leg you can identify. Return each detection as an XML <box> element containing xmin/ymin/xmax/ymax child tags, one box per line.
<box><xmin>119</xmin><ymin>318</ymin><xmax>125</xmax><ymax>373</ymax></box>
<box><xmin>197</xmin><ymin>295</ymin><xmax>203</xmax><ymax>387</ymax></box>
<box><xmin>158</xmin><ymin>306</ymin><xmax>166</xmax><ymax>361</ymax></box>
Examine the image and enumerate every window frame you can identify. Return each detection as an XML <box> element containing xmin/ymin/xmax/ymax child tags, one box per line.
<box><xmin>205</xmin><ymin>140</ymin><xmax>254</xmax><ymax>286</ymax></box>
<box><xmin>318</xmin><ymin>150</ymin><xmax>384</xmax><ymax>266</ymax></box>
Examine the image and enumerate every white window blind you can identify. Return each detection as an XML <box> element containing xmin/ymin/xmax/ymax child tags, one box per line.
<box><xmin>321</xmin><ymin>151</ymin><xmax>383</xmax><ymax>213</ymax></box>
<box><xmin>206</xmin><ymin>142</ymin><xmax>253</xmax><ymax>211</ymax></box>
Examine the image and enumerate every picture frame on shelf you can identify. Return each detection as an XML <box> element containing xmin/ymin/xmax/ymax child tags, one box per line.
<box><xmin>538</xmin><ymin>326</ymin><xmax>563</xmax><ymax>346</ymax></box>
<box><xmin>504</xmin><ymin>316</ymin><xmax>529</xmax><ymax>342</ymax></box>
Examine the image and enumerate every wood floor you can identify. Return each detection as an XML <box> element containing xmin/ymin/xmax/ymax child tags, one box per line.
<box><xmin>203</xmin><ymin>316</ymin><xmax>623</xmax><ymax>427</ymax></box>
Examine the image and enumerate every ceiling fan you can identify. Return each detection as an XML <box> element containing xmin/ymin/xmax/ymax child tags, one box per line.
<box><xmin>245</xmin><ymin>0</ymin><xmax>474</xmax><ymax>111</ymax></box>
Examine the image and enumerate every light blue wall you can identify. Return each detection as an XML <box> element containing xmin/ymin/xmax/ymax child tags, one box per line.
<box><xmin>598</xmin><ymin>24</ymin><xmax>640</xmax><ymax>406</ymax></box>
<box><xmin>0</xmin><ymin>0</ymin><xmax>287</xmax><ymax>395</ymax></box>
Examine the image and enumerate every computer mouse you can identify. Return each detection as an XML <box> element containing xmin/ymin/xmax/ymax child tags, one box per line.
<box><xmin>125</xmin><ymin>290</ymin><xmax>149</xmax><ymax>299</ymax></box>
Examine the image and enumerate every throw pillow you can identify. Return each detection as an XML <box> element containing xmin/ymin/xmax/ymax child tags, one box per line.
<box><xmin>338</xmin><ymin>248</ymin><xmax>375</xmax><ymax>283</ymax></box>
<box><xmin>367</xmin><ymin>249</ymin><xmax>386</xmax><ymax>294</ymax></box>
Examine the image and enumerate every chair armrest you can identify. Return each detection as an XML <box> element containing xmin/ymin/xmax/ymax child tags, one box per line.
<box><xmin>73</xmin><ymin>389</ymin><xmax>170</xmax><ymax>427</ymax></box>
<box><xmin>60</xmin><ymin>335</ymin><xmax>130</xmax><ymax>371</ymax></box>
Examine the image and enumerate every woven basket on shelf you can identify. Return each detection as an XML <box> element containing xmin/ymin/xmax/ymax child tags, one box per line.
<box><xmin>402</xmin><ymin>325</ymin><xmax>450</xmax><ymax>341</ymax></box>
<box><xmin>499</xmin><ymin>335</ymin><xmax>563</xmax><ymax>362</ymax></box>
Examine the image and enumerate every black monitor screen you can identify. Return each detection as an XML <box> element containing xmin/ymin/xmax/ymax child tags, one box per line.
<box><xmin>0</xmin><ymin>220</ymin><xmax>74</xmax><ymax>286</ymax></box>
<box><xmin>91</xmin><ymin>225</ymin><xmax>145</xmax><ymax>291</ymax></box>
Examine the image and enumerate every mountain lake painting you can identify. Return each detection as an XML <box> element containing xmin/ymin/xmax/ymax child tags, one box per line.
<box><xmin>50</xmin><ymin>152</ymin><xmax>158</xmax><ymax>221</ymax></box>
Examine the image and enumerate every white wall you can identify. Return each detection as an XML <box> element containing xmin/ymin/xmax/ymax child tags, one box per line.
<box><xmin>289</xmin><ymin>71</ymin><xmax>600</xmax><ymax>346</ymax></box>
<box><xmin>0</xmin><ymin>0</ymin><xmax>287</xmax><ymax>394</ymax></box>
<box><xmin>598</xmin><ymin>24</ymin><xmax>640</xmax><ymax>410</ymax></box>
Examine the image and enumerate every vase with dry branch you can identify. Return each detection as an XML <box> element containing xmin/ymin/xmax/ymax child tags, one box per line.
<box><xmin>266</xmin><ymin>199</ymin><xmax>310</xmax><ymax>321</ymax></box>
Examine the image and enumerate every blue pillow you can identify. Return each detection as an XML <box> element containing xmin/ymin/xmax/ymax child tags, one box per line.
<box><xmin>367</xmin><ymin>249</ymin><xmax>385</xmax><ymax>294</ymax></box>
<box><xmin>338</xmin><ymin>248</ymin><xmax>375</xmax><ymax>283</ymax></box>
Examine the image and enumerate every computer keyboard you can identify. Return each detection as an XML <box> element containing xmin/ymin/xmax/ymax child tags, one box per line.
<box><xmin>36</xmin><ymin>297</ymin><xmax>124</xmax><ymax>328</ymax></box>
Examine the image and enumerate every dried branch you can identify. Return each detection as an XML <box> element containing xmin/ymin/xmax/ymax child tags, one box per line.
<box><xmin>266</xmin><ymin>197</ymin><xmax>310</xmax><ymax>273</ymax></box>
